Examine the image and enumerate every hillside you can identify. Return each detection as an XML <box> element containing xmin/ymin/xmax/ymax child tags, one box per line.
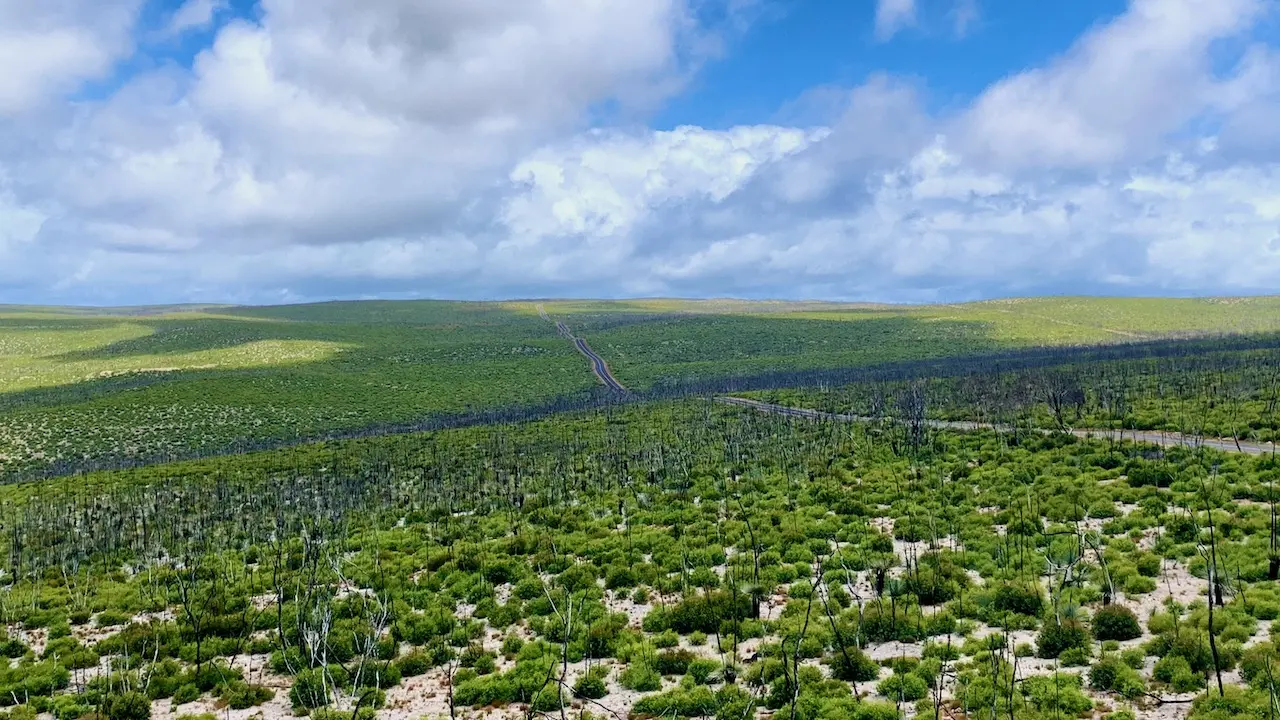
<box><xmin>2</xmin><ymin>295</ymin><xmax>1278</xmax><ymax>480</ymax></box>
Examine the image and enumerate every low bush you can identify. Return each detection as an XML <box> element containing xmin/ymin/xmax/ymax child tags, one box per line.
<box><xmin>1094</xmin><ymin>605</ymin><xmax>1143</xmax><ymax>641</ymax></box>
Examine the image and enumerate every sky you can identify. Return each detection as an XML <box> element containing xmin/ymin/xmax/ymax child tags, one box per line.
<box><xmin>2</xmin><ymin>0</ymin><xmax>1280</xmax><ymax>306</ymax></box>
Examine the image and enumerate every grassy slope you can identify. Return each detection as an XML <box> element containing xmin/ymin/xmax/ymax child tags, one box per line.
<box><xmin>0</xmin><ymin>302</ymin><xmax>594</xmax><ymax>475</ymax></box>
<box><xmin>3</xmin><ymin>295</ymin><xmax>1278</xmax><ymax>476</ymax></box>
<box><xmin>529</xmin><ymin>296</ymin><xmax>1280</xmax><ymax>387</ymax></box>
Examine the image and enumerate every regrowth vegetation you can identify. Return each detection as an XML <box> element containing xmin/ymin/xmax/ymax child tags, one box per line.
<box><xmin>6</xmin><ymin>296</ymin><xmax>1280</xmax><ymax>481</ymax></box>
<box><xmin>5</xmin><ymin>338</ymin><xmax>1280</xmax><ymax>719</ymax></box>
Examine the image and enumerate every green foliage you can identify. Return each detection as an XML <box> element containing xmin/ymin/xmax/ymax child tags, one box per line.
<box><xmin>1089</xmin><ymin>655</ymin><xmax>1146</xmax><ymax>698</ymax></box>
<box><xmin>1036</xmin><ymin>619</ymin><xmax>1090</xmax><ymax>659</ymax></box>
<box><xmin>0</xmin><ymin>661</ymin><xmax>69</xmax><ymax>705</ymax></box>
<box><xmin>827</xmin><ymin>647</ymin><xmax>880</xmax><ymax>683</ymax></box>
<box><xmin>620</xmin><ymin>662</ymin><xmax>663</xmax><ymax>692</ymax></box>
<box><xmin>101</xmin><ymin>692</ymin><xmax>151</xmax><ymax>720</ymax></box>
<box><xmin>1154</xmin><ymin>655</ymin><xmax>1207</xmax><ymax>693</ymax></box>
<box><xmin>664</xmin><ymin>591</ymin><xmax>753</xmax><ymax>635</ymax></box>
<box><xmin>1188</xmin><ymin>685</ymin><xmax>1271</xmax><ymax>720</ymax></box>
<box><xmin>573</xmin><ymin>666</ymin><xmax>609</xmax><ymax>700</ymax></box>
<box><xmin>656</xmin><ymin>649</ymin><xmax>697</xmax><ymax>676</ymax></box>
<box><xmin>631</xmin><ymin>686</ymin><xmax>718</xmax><ymax>717</ymax></box>
<box><xmin>1021</xmin><ymin>674</ymin><xmax>1094</xmax><ymax>716</ymax></box>
<box><xmin>877</xmin><ymin>672</ymin><xmax>928</xmax><ymax>702</ymax></box>
<box><xmin>12</xmin><ymin>330</ymin><xmax>1280</xmax><ymax>719</ymax></box>
<box><xmin>992</xmin><ymin>583</ymin><xmax>1044</xmax><ymax>618</ymax></box>
<box><xmin>1093</xmin><ymin>605</ymin><xmax>1143</xmax><ymax>641</ymax></box>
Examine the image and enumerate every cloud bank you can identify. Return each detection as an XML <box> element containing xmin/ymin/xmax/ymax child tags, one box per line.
<box><xmin>1</xmin><ymin>0</ymin><xmax>1279</xmax><ymax>304</ymax></box>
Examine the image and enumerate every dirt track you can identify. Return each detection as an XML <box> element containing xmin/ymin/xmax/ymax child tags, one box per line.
<box><xmin>717</xmin><ymin>396</ymin><xmax>1278</xmax><ymax>456</ymax></box>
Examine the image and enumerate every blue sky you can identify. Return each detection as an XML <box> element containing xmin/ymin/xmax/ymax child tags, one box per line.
<box><xmin>657</xmin><ymin>0</ymin><xmax>1133</xmax><ymax>128</ymax></box>
<box><xmin>2</xmin><ymin>0</ymin><xmax>1280</xmax><ymax>305</ymax></box>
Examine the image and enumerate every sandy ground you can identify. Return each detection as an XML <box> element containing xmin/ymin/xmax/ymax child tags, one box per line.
<box><xmin>25</xmin><ymin>492</ymin><xmax>1242</xmax><ymax>720</ymax></box>
<box><xmin>124</xmin><ymin>553</ymin><xmax>1221</xmax><ymax>720</ymax></box>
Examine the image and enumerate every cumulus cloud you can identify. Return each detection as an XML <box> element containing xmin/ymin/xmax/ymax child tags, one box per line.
<box><xmin>0</xmin><ymin>0</ymin><xmax>142</xmax><ymax>116</ymax></box>
<box><xmin>874</xmin><ymin>0</ymin><xmax>917</xmax><ymax>40</ymax></box>
<box><xmin>956</xmin><ymin>0</ymin><xmax>1265</xmax><ymax>170</ymax></box>
<box><xmin>7</xmin><ymin>0</ymin><xmax>722</xmax><ymax>251</ymax></box>
<box><xmin>1</xmin><ymin>0</ymin><xmax>1279</xmax><ymax>304</ymax></box>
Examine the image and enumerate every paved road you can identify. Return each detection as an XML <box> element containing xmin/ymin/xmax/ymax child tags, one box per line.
<box><xmin>717</xmin><ymin>397</ymin><xmax>1277</xmax><ymax>456</ymax></box>
<box><xmin>575</xmin><ymin>336</ymin><xmax>628</xmax><ymax>393</ymax></box>
<box><xmin>537</xmin><ymin>305</ymin><xmax>628</xmax><ymax>393</ymax></box>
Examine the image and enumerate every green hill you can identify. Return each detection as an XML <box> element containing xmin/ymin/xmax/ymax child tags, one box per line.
<box><xmin>2</xmin><ymin>295</ymin><xmax>1277</xmax><ymax>478</ymax></box>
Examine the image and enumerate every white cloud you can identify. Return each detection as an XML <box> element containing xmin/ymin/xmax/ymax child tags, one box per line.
<box><xmin>163</xmin><ymin>0</ymin><xmax>228</xmax><ymax>37</ymax></box>
<box><xmin>874</xmin><ymin>0</ymin><xmax>917</xmax><ymax>40</ymax></box>
<box><xmin>0</xmin><ymin>0</ymin><xmax>142</xmax><ymax>116</ymax></box>
<box><xmin>8</xmin><ymin>0</ymin><xmax>724</xmax><ymax>252</ymax></box>
<box><xmin>2</xmin><ymin>0</ymin><xmax>1280</xmax><ymax>304</ymax></box>
<box><xmin>956</xmin><ymin>0</ymin><xmax>1265</xmax><ymax>170</ymax></box>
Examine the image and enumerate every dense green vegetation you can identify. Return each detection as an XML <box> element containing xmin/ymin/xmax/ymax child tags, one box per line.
<box><xmin>0</xmin><ymin>303</ymin><xmax>595</xmax><ymax>478</ymax></box>
<box><xmin>6</xmin><ymin>334</ymin><xmax>1280</xmax><ymax>719</ymax></box>
<box><xmin>6</xmin><ymin>296</ymin><xmax>1280</xmax><ymax>481</ymax></box>
<box><xmin>532</xmin><ymin>296</ymin><xmax>1280</xmax><ymax>388</ymax></box>
<box><xmin>752</xmin><ymin>346</ymin><xmax>1280</xmax><ymax>443</ymax></box>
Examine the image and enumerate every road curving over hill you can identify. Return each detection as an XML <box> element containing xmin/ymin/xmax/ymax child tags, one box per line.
<box><xmin>718</xmin><ymin>396</ymin><xmax>1278</xmax><ymax>456</ymax></box>
<box><xmin>538</xmin><ymin>304</ymin><xmax>628</xmax><ymax>393</ymax></box>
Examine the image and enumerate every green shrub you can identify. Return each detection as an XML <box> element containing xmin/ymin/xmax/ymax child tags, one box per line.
<box><xmin>1154</xmin><ymin>655</ymin><xmax>1204</xmax><ymax>693</ymax></box>
<box><xmin>1187</xmin><ymin>685</ymin><xmax>1267</xmax><ymax>719</ymax></box>
<box><xmin>223</xmin><ymin>683</ymin><xmax>274</xmax><ymax>710</ymax></box>
<box><xmin>604</xmin><ymin>566</ymin><xmax>638</xmax><ymax>589</ymax></box>
<box><xmin>632</xmin><ymin>687</ymin><xmax>718</xmax><ymax>717</ymax></box>
<box><xmin>1037</xmin><ymin>620</ymin><xmax>1089</xmax><ymax>659</ymax></box>
<box><xmin>171</xmin><ymin>684</ymin><xmax>201</xmax><ymax>705</ymax></box>
<box><xmin>877</xmin><ymin>673</ymin><xmax>928</xmax><ymax>702</ymax></box>
<box><xmin>849</xmin><ymin>701</ymin><xmax>903</xmax><ymax>720</ymax></box>
<box><xmin>395</xmin><ymin>652</ymin><xmax>431</xmax><ymax>677</ymax></box>
<box><xmin>102</xmin><ymin>692</ymin><xmax>151</xmax><ymax>720</ymax></box>
<box><xmin>1059</xmin><ymin>646</ymin><xmax>1091</xmax><ymax>666</ymax></box>
<box><xmin>653</xmin><ymin>629</ymin><xmax>680</xmax><ymax>649</ymax></box>
<box><xmin>827</xmin><ymin>647</ymin><xmax>880</xmax><ymax>682</ymax></box>
<box><xmin>0</xmin><ymin>660</ymin><xmax>70</xmax><ymax>701</ymax></box>
<box><xmin>311</xmin><ymin>710</ymin><xmax>376</xmax><ymax>720</ymax></box>
<box><xmin>1123</xmin><ymin>576</ymin><xmax>1157</xmax><ymax>595</ymax></box>
<box><xmin>0</xmin><ymin>636</ymin><xmax>26</xmax><ymax>659</ymax></box>
<box><xmin>1240</xmin><ymin>643</ymin><xmax>1280</xmax><ymax>687</ymax></box>
<box><xmin>1022</xmin><ymin>674</ymin><xmax>1093</xmax><ymax>715</ymax></box>
<box><xmin>993</xmin><ymin>583</ymin><xmax>1045</xmax><ymax>617</ymax></box>
<box><xmin>290</xmin><ymin>669</ymin><xmax>331</xmax><ymax>710</ymax></box>
<box><xmin>48</xmin><ymin>695</ymin><xmax>91</xmax><ymax>720</ymax></box>
<box><xmin>619</xmin><ymin>663</ymin><xmax>661</xmax><ymax>692</ymax></box>
<box><xmin>95</xmin><ymin>610</ymin><xmax>131</xmax><ymax>627</ymax></box>
<box><xmin>1155</xmin><ymin>631</ymin><xmax>1215</xmax><ymax>674</ymax></box>
<box><xmin>666</xmin><ymin>591</ymin><xmax>752</xmax><ymax>635</ymax></box>
<box><xmin>573</xmin><ymin>667</ymin><xmax>608</xmax><ymax>700</ymax></box>
<box><xmin>1089</xmin><ymin>656</ymin><xmax>1145</xmax><ymax>698</ymax></box>
<box><xmin>1136</xmin><ymin>554</ymin><xmax>1162</xmax><ymax>578</ymax></box>
<box><xmin>687</xmin><ymin>659</ymin><xmax>719</xmax><ymax>685</ymax></box>
<box><xmin>1094</xmin><ymin>605</ymin><xmax>1143</xmax><ymax>641</ymax></box>
<box><xmin>1121</xmin><ymin>648</ymin><xmax>1146</xmax><ymax>669</ymax></box>
<box><xmin>656</xmin><ymin>649</ymin><xmax>696</xmax><ymax>676</ymax></box>
<box><xmin>1167</xmin><ymin>516</ymin><xmax>1199</xmax><ymax>543</ymax></box>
